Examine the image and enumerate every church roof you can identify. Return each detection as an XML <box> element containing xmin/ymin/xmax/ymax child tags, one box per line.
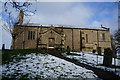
<box><xmin>16</xmin><ymin>23</ymin><xmax>109</xmax><ymax>31</ymax></box>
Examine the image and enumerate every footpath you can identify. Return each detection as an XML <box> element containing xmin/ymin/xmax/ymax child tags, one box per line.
<box><xmin>48</xmin><ymin>49</ymin><xmax>120</xmax><ymax>80</ymax></box>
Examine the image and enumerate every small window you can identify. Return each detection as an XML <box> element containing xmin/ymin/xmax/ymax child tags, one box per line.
<box><xmin>100</xmin><ymin>33</ymin><xmax>105</xmax><ymax>41</ymax></box>
<box><xmin>33</xmin><ymin>31</ymin><xmax>35</xmax><ymax>40</ymax></box>
<box><xmin>28</xmin><ymin>31</ymin><xmax>30</xmax><ymax>40</ymax></box>
<box><xmin>30</xmin><ymin>31</ymin><xmax>32</xmax><ymax>40</ymax></box>
<box><xmin>28</xmin><ymin>31</ymin><xmax>35</xmax><ymax>40</ymax></box>
<box><xmin>86</xmin><ymin>34</ymin><xmax>88</xmax><ymax>43</ymax></box>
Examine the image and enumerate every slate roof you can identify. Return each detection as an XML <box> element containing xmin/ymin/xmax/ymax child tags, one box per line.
<box><xmin>16</xmin><ymin>23</ymin><xmax>109</xmax><ymax>31</ymax></box>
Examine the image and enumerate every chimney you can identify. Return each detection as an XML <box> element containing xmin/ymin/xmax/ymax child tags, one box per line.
<box><xmin>15</xmin><ymin>10</ymin><xmax>24</xmax><ymax>25</ymax></box>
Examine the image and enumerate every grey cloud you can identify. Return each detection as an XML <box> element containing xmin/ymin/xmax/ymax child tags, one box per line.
<box><xmin>30</xmin><ymin>3</ymin><xmax>94</xmax><ymax>26</ymax></box>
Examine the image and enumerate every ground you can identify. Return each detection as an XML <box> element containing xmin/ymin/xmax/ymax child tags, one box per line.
<box><xmin>1</xmin><ymin>50</ymin><xmax>120</xmax><ymax>79</ymax></box>
<box><xmin>1</xmin><ymin>52</ymin><xmax>98</xmax><ymax>79</ymax></box>
<box><xmin>62</xmin><ymin>52</ymin><xmax>120</xmax><ymax>76</ymax></box>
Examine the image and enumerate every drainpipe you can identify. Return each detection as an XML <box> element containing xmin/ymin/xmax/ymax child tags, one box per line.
<box><xmin>36</xmin><ymin>27</ymin><xmax>38</xmax><ymax>49</ymax></box>
<box><xmin>97</xmin><ymin>30</ymin><xmax>99</xmax><ymax>65</ymax></box>
<box><xmin>80</xmin><ymin>30</ymin><xmax>82</xmax><ymax>51</ymax></box>
<box><xmin>23</xmin><ymin>26</ymin><xmax>25</xmax><ymax>49</ymax></box>
<box><xmin>72</xmin><ymin>29</ymin><xmax>74</xmax><ymax>50</ymax></box>
<box><xmin>97</xmin><ymin>30</ymin><xmax>99</xmax><ymax>49</ymax></box>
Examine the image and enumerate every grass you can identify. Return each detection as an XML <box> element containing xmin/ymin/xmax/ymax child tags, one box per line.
<box><xmin>2</xmin><ymin>49</ymin><xmax>48</xmax><ymax>64</ymax></box>
<box><xmin>2</xmin><ymin>48</ymin><xmax>69</xmax><ymax>65</ymax></box>
<box><xmin>2</xmin><ymin>51</ymin><xmax>81</xmax><ymax>79</ymax></box>
<box><xmin>99</xmin><ymin>64</ymin><xmax>120</xmax><ymax>68</ymax></box>
<box><xmin>66</xmin><ymin>53</ymin><xmax>81</xmax><ymax>56</ymax></box>
<box><xmin>110</xmin><ymin>65</ymin><xmax>120</xmax><ymax>68</ymax></box>
<box><xmin>2</xmin><ymin>49</ymin><xmax>46</xmax><ymax>54</ymax></box>
<box><xmin>2</xmin><ymin>50</ymin><xmax>49</xmax><ymax>79</ymax></box>
<box><xmin>2</xmin><ymin>49</ymin><xmax>100</xmax><ymax>79</ymax></box>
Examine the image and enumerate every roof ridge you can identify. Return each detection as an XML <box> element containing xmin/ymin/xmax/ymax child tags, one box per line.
<box><xmin>17</xmin><ymin>23</ymin><xmax>108</xmax><ymax>31</ymax></box>
<box><xmin>22</xmin><ymin>23</ymin><xmax>103</xmax><ymax>28</ymax></box>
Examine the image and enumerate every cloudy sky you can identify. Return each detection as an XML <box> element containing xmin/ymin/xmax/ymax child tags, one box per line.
<box><xmin>0</xmin><ymin>1</ymin><xmax>118</xmax><ymax>49</ymax></box>
<box><xmin>28</xmin><ymin>2</ymin><xmax>118</xmax><ymax>29</ymax></box>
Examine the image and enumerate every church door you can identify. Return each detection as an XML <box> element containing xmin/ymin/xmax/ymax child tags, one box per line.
<box><xmin>48</xmin><ymin>38</ymin><xmax>55</xmax><ymax>48</ymax></box>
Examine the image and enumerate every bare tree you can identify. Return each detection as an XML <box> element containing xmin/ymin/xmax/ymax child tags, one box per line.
<box><xmin>2</xmin><ymin>0</ymin><xmax>37</xmax><ymax>49</ymax></box>
<box><xmin>112</xmin><ymin>29</ymin><xmax>120</xmax><ymax>57</ymax></box>
<box><xmin>114</xmin><ymin>29</ymin><xmax>120</xmax><ymax>44</ymax></box>
<box><xmin>114</xmin><ymin>29</ymin><xmax>120</xmax><ymax>53</ymax></box>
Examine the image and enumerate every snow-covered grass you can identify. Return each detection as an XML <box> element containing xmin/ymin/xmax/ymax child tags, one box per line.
<box><xmin>2</xmin><ymin>53</ymin><xmax>98</xmax><ymax>79</ymax></box>
<box><xmin>62</xmin><ymin>52</ymin><xmax>120</xmax><ymax>76</ymax></box>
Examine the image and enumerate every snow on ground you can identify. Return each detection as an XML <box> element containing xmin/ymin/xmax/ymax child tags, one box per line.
<box><xmin>2</xmin><ymin>53</ymin><xmax>98</xmax><ymax>79</ymax></box>
<box><xmin>62</xmin><ymin>52</ymin><xmax>120</xmax><ymax>76</ymax></box>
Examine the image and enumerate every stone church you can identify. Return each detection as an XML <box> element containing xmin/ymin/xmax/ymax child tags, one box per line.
<box><xmin>12</xmin><ymin>23</ymin><xmax>112</xmax><ymax>52</ymax></box>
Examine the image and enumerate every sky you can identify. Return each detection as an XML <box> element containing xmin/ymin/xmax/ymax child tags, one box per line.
<box><xmin>28</xmin><ymin>2</ymin><xmax>118</xmax><ymax>29</ymax></box>
<box><xmin>0</xmin><ymin>1</ymin><xmax>119</xmax><ymax>49</ymax></box>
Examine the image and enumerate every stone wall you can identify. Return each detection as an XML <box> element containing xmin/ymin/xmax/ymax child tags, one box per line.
<box><xmin>13</xmin><ymin>25</ymin><xmax>112</xmax><ymax>52</ymax></box>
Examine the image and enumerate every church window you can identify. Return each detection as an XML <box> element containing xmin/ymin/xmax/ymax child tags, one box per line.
<box><xmin>86</xmin><ymin>34</ymin><xmax>88</xmax><ymax>43</ymax></box>
<box><xmin>99</xmin><ymin>33</ymin><xmax>105</xmax><ymax>41</ymax></box>
<box><xmin>28</xmin><ymin>31</ymin><xmax>35</xmax><ymax>40</ymax></box>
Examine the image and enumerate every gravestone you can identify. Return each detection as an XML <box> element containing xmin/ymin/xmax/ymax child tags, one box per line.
<box><xmin>66</xmin><ymin>46</ymin><xmax>70</xmax><ymax>55</ymax></box>
<box><xmin>103</xmin><ymin>48</ymin><xmax>113</xmax><ymax>67</ymax></box>
<box><xmin>2</xmin><ymin>44</ymin><xmax>5</xmax><ymax>50</ymax></box>
<box><xmin>92</xmin><ymin>49</ymin><xmax>96</xmax><ymax>53</ymax></box>
<box><xmin>97</xmin><ymin>47</ymin><xmax>101</xmax><ymax>55</ymax></box>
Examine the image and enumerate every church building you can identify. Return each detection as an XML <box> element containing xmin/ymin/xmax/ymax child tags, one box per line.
<box><xmin>12</xmin><ymin>23</ymin><xmax>112</xmax><ymax>52</ymax></box>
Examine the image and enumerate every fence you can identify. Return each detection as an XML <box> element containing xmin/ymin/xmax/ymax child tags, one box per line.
<box><xmin>81</xmin><ymin>52</ymin><xmax>120</xmax><ymax>72</ymax></box>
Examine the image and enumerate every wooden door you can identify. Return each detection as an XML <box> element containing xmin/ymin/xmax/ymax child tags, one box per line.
<box><xmin>48</xmin><ymin>38</ymin><xmax>55</xmax><ymax>47</ymax></box>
